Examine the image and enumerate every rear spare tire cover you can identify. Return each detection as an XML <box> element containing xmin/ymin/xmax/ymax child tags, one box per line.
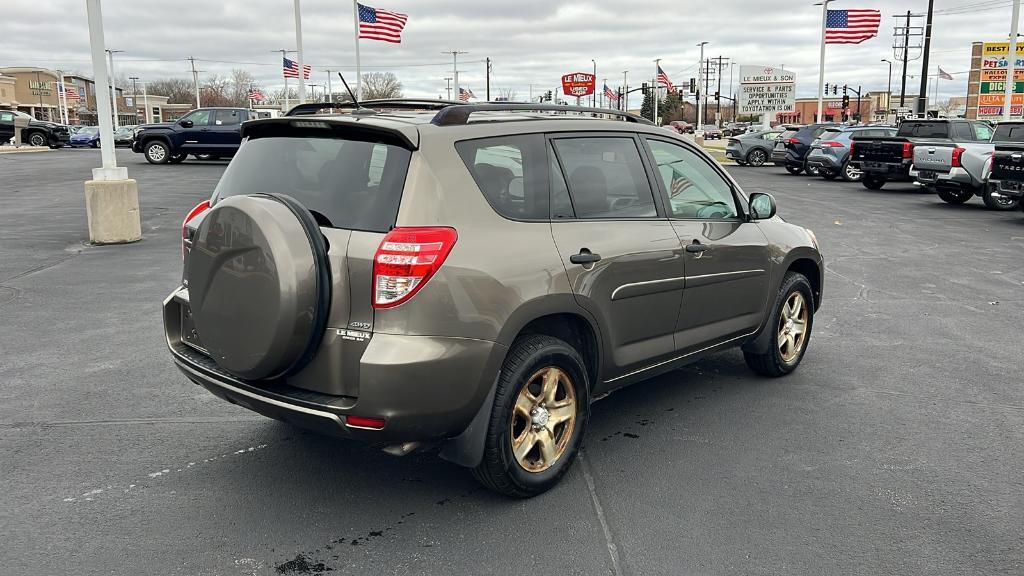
<box><xmin>186</xmin><ymin>194</ymin><xmax>330</xmax><ymax>380</ymax></box>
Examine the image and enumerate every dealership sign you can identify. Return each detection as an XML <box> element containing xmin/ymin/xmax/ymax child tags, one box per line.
<box><xmin>561</xmin><ymin>73</ymin><xmax>595</xmax><ymax>97</ymax></box>
<box><xmin>738</xmin><ymin>66</ymin><xmax>796</xmax><ymax>115</ymax></box>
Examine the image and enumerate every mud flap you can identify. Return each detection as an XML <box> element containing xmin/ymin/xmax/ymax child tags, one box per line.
<box><xmin>438</xmin><ymin>372</ymin><xmax>500</xmax><ymax>468</ymax></box>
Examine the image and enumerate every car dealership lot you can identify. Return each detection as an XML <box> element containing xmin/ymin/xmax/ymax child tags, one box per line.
<box><xmin>2</xmin><ymin>149</ymin><xmax>1022</xmax><ymax>575</ymax></box>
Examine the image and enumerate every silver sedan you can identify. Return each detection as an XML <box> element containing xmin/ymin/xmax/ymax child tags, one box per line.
<box><xmin>725</xmin><ymin>129</ymin><xmax>784</xmax><ymax>166</ymax></box>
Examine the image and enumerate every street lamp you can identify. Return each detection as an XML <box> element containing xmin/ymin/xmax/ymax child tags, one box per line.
<box><xmin>591</xmin><ymin>59</ymin><xmax>597</xmax><ymax>107</ymax></box>
<box><xmin>881</xmin><ymin>58</ymin><xmax>893</xmax><ymax>112</ymax></box>
<box><xmin>105</xmin><ymin>49</ymin><xmax>123</xmax><ymax>128</ymax></box>
<box><xmin>697</xmin><ymin>41</ymin><xmax>708</xmax><ymax>127</ymax></box>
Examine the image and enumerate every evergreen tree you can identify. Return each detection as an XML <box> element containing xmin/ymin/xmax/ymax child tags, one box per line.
<box><xmin>640</xmin><ymin>92</ymin><xmax>654</xmax><ymax>121</ymax></box>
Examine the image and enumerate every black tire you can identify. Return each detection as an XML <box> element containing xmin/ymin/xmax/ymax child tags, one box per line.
<box><xmin>194</xmin><ymin>154</ymin><xmax>220</xmax><ymax>161</ymax></box>
<box><xmin>981</xmin><ymin>185</ymin><xmax>1020</xmax><ymax>211</ymax></box>
<box><xmin>937</xmin><ymin>185</ymin><xmax>972</xmax><ymax>205</ymax></box>
<box><xmin>862</xmin><ymin>176</ymin><xmax>886</xmax><ymax>190</ymax></box>
<box><xmin>473</xmin><ymin>334</ymin><xmax>589</xmax><ymax>498</ymax></box>
<box><xmin>90</xmin><ymin>141</ymin><xmax>98</xmax><ymax>148</ymax></box>
<box><xmin>744</xmin><ymin>272</ymin><xmax>815</xmax><ymax>377</ymax></box>
<box><xmin>840</xmin><ymin>160</ymin><xmax>863</xmax><ymax>182</ymax></box>
<box><xmin>784</xmin><ymin>164</ymin><xmax>804</xmax><ymax>175</ymax></box>
<box><xmin>805</xmin><ymin>161</ymin><xmax>821</xmax><ymax>176</ymax></box>
<box><xmin>746</xmin><ymin>148</ymin><xmax>768</xmax><ymax>167</ymax></box>
<box><xmin>27</xmin><ymin>132</ymin><xmax>47</xmax><ymax>147</ymax></box>
<box><xmin>144</xmin><ymin>140</ymin><xmax>171</xmax><ymax>164</ymax></box>
<box><xmin>821</xmin><ymin>169</ymin><xmax>839</xmax><ymax>180</ymax></box>
<box><xmin>735</xmin><ymin>160</ymin><xmax>747</xmax><ymax>166</ymax></box>
<box><xmin>169</xmin><ymin>152</ymin><xmax>187</xmax><ymax>164</ymax></box>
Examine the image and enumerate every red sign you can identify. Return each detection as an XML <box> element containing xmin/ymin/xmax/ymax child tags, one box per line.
<box><xmin>561</xmin><ymin>72</ymin><xmax>596</xmax><ymax>97</ymax></box>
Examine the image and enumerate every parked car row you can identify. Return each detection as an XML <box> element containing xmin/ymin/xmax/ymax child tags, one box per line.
<box><xmin>731</xmin><ymin>117</ymin><xmax>1024</xmax><ymax>214</ymax></box>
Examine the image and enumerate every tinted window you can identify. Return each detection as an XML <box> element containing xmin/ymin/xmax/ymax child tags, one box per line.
<box><xmin>214</xmin><ymin>109</ymin><xmax>242</xmax><ymax>126</ymax></box>
<box><xmin>0</xmin><ymin>111</ymin><xmax>13</xmax><ymax>122</ymax></box>
<box><xmin>818</xmin><ymin>129</ymin><xmax>842</xmax><ymax>142</ymax></box>
<box><xmin>953</xmin><ymin>122</ymin><xmax>974</xmax><ymax>141</ymax></box>
<box><xmin>973</xmin><ymin>122</ymin><xmax>993</xmax><ymax>141</ymax></box>
<box><xmin>778</xmin><ymin>130</ymin><xmax>797</xmax><ymax>141</ymax></box>
<box><xmin>647</xmin><ymin>139</ymin><xmax>738</xmax><ymax>220</ymax></box>
<box><xmin>213</xmin><ymin>137</ymin><xmax>411</xmax><ymax>232</ymax></box>
<box><xmin>182</xmin><ymin>110</ymin><xmax>212</xmax><ymax>126</ymax></box>
<box><xmin>456</xmin><ymin>134</ymin><xmax>548</xmax><ymax>220</ymax></box>
<box><xmin>993</xmin><ymin>123</ymin><xmax>1024</xmax><ymax>141</ymax></box>
<box><xmin>552</xmin><ymin>137</ymin><xmax>656</xmax><ymax>219</ymax></box>
<box><xmin>897</xmin><ymin>121</ymin><xmax>949</xmax><ymax>138</ymax></box>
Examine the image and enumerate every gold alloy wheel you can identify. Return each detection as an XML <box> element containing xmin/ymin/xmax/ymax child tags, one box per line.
<box><xmin>510</xmin><ymin>366</ymin><xmax>577</xmax><ymax>473</ymax></box>
<box><xmin>778</xmin><ymin>291</ymin><xmax>809</xmax><ymax>363</ymax></box>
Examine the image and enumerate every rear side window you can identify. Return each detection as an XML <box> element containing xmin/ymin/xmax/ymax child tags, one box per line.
<box><xmin>993</xmin><ymin>123</ymin><xmax>1024</xmax><ymax>141</ymax></box>
<box><xmin>455</xmin><ymin>134</ymin><xmax>548</xmax><ymax>220</ymax></box>
<box><xmin>214</xmin><ymin>109</ymin><xmax>242</xmax><ymax>126</ymax></box>
<box><xmin>818</xmin><ymin>129</ymin><xmax>841</xmax><ymax>141</ymax></box>
<box><xmin>213</xmin><ymin>136</ymin><xmax>411</xmax><ymax>232</ymax></box>
<box><xmin>898</xmin><ymin>122</ymin><xmax>949</xmax><ymax>138</ymax></box>
<box><xmin>551</xmin><ymin>137</ymin><xmax>657</xmax><ymax>219</ymax></box>
<box><xmin>779</xmin><ymin>130</ymin><xmax>797</xmax><ymax>140</ymax></box>
<box><xmin>953</xmin><ymin>122</ymin><xmax>974</xmax><ymax>141</ymax></box>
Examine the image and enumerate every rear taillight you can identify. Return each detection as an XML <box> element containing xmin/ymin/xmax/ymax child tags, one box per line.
<box><xmin>819</xmin><ymin>140</ymin><xmax>844</xmax><ymax>148</ymax></box>
<box><xmin>849</xmin><ymin>142</ymin><xmax>856</xmax><ymax>156</ymax></box>
<box><xmin>372</xmin><ymin>227</ymin><xmax>457</xmax><ymax>309</ymax></box>
<box><xmin>787</xmin><ymin>137</ymin><xmax>800</xmax><ymax>145</ymax></box>
<box><xmin>951</xmin><ymin>146</ymin><xmax>966</xmax><ymax>168</ymax></box>
<box><xmin>181</xmin><ymin>200</ymin><xmax>210</xmax><ymax>258</ymax></box>
<box><xmin>345</xmin><ymin>415</ymin><xmax>385</xmax><ymax>429</ymax></box>
<box><xmin>902</xmin><ymin>142</ymin><xmax>914</xmax><ymax>159</ymax></box>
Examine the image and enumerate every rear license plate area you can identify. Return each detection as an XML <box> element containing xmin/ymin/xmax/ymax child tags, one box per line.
<box><xmin>999</xmin><ymin>179</ymin><xmax>1022</xmax><ymax>192</ymax></box>
<box><xmin>863</xmin><ymin>161</ymin><xmax>883</xmax><ymax>169</ymax></box>
<box><xmin>181</xmin><ymin>305</ymin><xmax>207</xmax><ymax>353</ymax></box>
<box><xmin>917</xmin><ymin>170</ymin><xmax>937</xmax><ymax>181</ymax></box>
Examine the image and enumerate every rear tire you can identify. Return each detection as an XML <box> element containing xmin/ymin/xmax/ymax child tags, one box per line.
<box><xmin>805</xmin><ymin>162</ymin><xmax>821</xmax><ymax>176</ymax></box>
<box><xmin>744</xmin><ymin>272</ymin><xmax>814</xmax><ymax>377</ymax></box>
<box><xmin>473</xmin><ymin>334</ymin><xmax>589</xmax><ymax>498</ymax></box>
<box><xmin>28</xmin><ymin>132</ymin><xmax>47</xmax><ymax>147</ymax></box>
<box><xmin>937</xmin><ymin>185</ymin><xmax>972</xmax><ymax>205</ymax></box>
<box><xmin>840</xmin><ymin>160</ymin><xmax>863</xmax><ymax>182</ymax></box>
<box><xmin>862</xmin><ymin>176</ymin><xmax>886</xmax><ymax>190</ymax></box>
<box><xmin>981</xmin><ymin>185</ymin><xmax>1020</xmax><ymax>210</ymax></box>
<box><xmin>785</xmin><ymin>164</ymin><xmax>803</xmax><ymax>175</ymax></box>
<box><xmin>144</xmin><ymin>140</ymin><xmax>170</xmax><ymax>164</ymax></box>
<box><xmin>821</xmin><ymin>169</ymin><xmax>839</xmax><ymax>180</ymax></box>
<box><xmin>169</xmin><ymin>152</ymin><xmax>187</xmax><ymax>164</ymax></box>
<box><xmin>746</xmin><ymin>148</ymin><xmax>767</xmax><ymax>167</ymax></box>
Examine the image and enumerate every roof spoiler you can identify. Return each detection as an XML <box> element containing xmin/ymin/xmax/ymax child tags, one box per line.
<box><xmin>430</xmin><ymin>103</ymin><xmax>654</xmax><ymax>126</ymax></box>
<box><xmin>285</xmin><ymin>99</ymin><xmax>467</xmax><ymax>116</ymax></box>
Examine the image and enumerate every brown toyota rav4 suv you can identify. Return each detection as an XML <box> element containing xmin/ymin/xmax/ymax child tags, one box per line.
<box><xmin>164</xmin><ymin>100</ymin><xmax>824</xmax><ymax>497</ymax></box>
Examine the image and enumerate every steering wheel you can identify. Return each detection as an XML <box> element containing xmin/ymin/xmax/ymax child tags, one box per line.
<box><xmin>696</xmin><ymin>202</ymin><xmax>730</xmax><ymax>219</ymax></box>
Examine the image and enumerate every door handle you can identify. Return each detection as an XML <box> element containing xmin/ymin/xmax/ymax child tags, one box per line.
<box><xmin>570</xmin><ymin>250</ymin><xmax>602</xmax><ymax>265</ymax></box>
<box><xmin>685</xmin><ymin>242</ymin><xmax>709</xmax><ymax>253</ymax></box>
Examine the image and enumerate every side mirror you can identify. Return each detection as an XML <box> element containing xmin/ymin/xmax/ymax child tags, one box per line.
<box><xmin>749</xmin><ymin>192</ymin><xmax>777</xmax><ymax>220</ymax></box>
<box><xmin>179</xmin><ymin>119</ymin><xmax>194</xmax><ymax>128</ymax></box>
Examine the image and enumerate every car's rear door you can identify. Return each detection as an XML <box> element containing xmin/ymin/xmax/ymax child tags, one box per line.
<box><xmin>546</xmin><ymin>133</ymin><xmax>686</xmax><ymax>385</ymax></box>
<box><xmin>209</xmin><ymin>109</ymin><xmax>244</xmax><ymax>153</ymax></box>
<box><xmin>641</xmin><ymin>135</ymin><xmax>770</xmax><ymax>354</ymax></box>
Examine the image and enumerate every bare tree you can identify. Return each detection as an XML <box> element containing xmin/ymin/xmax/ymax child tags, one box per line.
<box><xmin>361</xmin><ymin>72</ymin><xmax>402</xmax><ymax>99</ymax></box>
<box><xmin>229</xmin><ymin>69</ymin><xmax>257</xmax><ymax>106</ymax></box>
<box><xmin>495</xmin><ymin>87</ymin><xmax>518</xmax><ymax>102</ymax></box>
<box><xmin>146</xmin><ymin>78</ymin><xmax>194</xmax><ymax>104</ymax></box>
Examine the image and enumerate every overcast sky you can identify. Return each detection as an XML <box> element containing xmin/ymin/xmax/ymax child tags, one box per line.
<box><xmin>0</xmin><ymin>0</ymin><xmax>1011</xmax><ymax>104</ymax></box>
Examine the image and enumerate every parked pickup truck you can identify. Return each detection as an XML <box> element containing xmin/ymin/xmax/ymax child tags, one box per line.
<box><xmin>911</xmin><ymin>120</ymin><xmax>1011</xmax><ymax>209</ymax></box>
<box><xmin>849</xmin><ymin>119</ymin><xmax>992</xmax><ymax>191</ymax></box>
<box><xmin>132</xmin><ymin>107</ymin><xmax>257</xmax><ymax>164</ymax></box>
<box><xmin>983</xmin><ymin>122</ymin><xmax>1024</xmax><ymax>212</ymax></box>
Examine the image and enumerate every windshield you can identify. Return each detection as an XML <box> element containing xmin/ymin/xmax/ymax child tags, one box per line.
<box><xmin>79</xmin><ymin>127</ymin><xmax>99</xmax><ymax>135</ymax></box>
<box><xmin>994</xmin><ymin>123</ymin><xmax>1024</xmax><ymax>141</ymax></box>
<box><xmin>897</xmin><ymin>121</ymin><xmax>949</xmax><ymax>138</ymax></box>
<box><xmin>213</xmin><ymin>136</ymin><xmax>411</xmax><ymax>233</ymax></box>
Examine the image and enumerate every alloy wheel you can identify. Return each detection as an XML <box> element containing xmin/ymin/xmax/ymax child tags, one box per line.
<box><xmin>510</xmin><ymin>366</ymin><xmax>577</xmax><ymax>473</ymax></box>
<box><xmin>147</xmin><ymin>144</ymin><xmax>166</xmax><ymax>162</ymax></box>
<box><xmin>778</xmin><ymin>291</ymin><xmax>809</xmax><ymax>363</ymax></box>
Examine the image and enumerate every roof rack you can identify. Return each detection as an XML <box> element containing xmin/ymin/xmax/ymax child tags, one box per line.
<box><xmin>285</xmin><ymin>98</ymin><xmax>466</xmax><ymax>117</ymax></box>
<box><xmin>430</xmin><ymin>103</ymin><xmax>654</xmax><ymax>126</ymax></box>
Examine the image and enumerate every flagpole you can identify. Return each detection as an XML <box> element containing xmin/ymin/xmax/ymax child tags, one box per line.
<box><xmin>294</xmin><ymin>0</ymin><xmax>306</xmax><ymax>104</ymax></box>
<box><xmin>353</xmin><ymin>0</ymin><xmax>362</xmax><ymax>101</ymax></box>
<box><xmin>816</xmin><ymin>0</ymin><xmax>832</xmax><ymax>122</ymax></box>
<box><xmin>654</xmin><ymin>59</ymin><xmax>661</xmax><ymax>125</ymax></box>
<box><xmin>1004</xmin><ymin>0</ymin><xmax>1021</xmax><ymax>121</ymax></box>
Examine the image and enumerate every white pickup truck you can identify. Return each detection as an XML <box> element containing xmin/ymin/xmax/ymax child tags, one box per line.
<box><xmin>909</xmin><ymin>120</ymin><xmax>1016</xmax><ymax>210</ymax></box>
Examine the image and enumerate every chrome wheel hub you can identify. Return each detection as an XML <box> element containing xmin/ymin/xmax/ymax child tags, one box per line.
<box><xmin>531</xmin><ymin>406</ymin><xmax>550</xmax><ymax>429</ymax></box>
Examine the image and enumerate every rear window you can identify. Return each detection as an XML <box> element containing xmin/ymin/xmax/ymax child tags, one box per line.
<box><xmin>212</xmin><ymin>136</ymin><xmax>411</xmax><ymax>232</ymax></box>
<box><xmin>993</xmin><ymin>123</ymin><xmax>1024</xmax><ymax>141</ymax></box>
<box><xmin>897</xmin><ymin>121</ymin><xmax>949</xmax><ymax>138</ymax></box>
<box><xmin>818</xmin><ymin>129</ymin><xmax>842</xmax><ymax>141</ymax></box>
<box><xmin>455</xmin><ymin>134</ymin><xmax>549</xmax><ymax>220</ymax></box>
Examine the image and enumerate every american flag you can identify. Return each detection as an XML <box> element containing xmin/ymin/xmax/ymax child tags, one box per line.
<box><xmin>64</xmin><ymin>86</ymin><xmax>81</xmax><ymax>101</ymax></box>
<box><xmin>669</xmin><ymin>171</ymin><xmax>694</xmax><ymax>197</ymax></box>
<box><xmin>458</xmin><ymin>87</ymin><xmax>475</xmax><ymax>102</ymax></box>
<box><xmin>656</xmin><ymin>65</ymin><xmax>674</xmax><ymax>92</ymax></box>
<box><xmin>603</xmin><ymin>83</ymin><xmax>619</xmax><ymax>101</ymax></box>
<box><xmin>248</xmin><ymin>88</ymin><xmax>265</xmax><ymax>101</ymax></box>
<box><xmin>358</xmin><ymin>3</ymin><xmax>408</xmax><ymax>44</ymax></box>
<box><xmin>282</xmin><ymin>57</ymin><xmax>311</xmax><ymax>79</ymax></box>
<box><xmin>825</xmin><ymin>9</ymin><xmax>881</xmax><ymax>45</ymax></box>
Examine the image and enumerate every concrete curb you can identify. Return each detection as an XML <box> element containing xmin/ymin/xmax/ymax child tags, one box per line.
<box><xmin>0</xmin><ymin>146</ymin><xmax>52</xmax><ymax>154</ymax></box>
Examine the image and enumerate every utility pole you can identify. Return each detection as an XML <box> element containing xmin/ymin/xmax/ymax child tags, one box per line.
<box><xmin>697</xmin><ymin>41</ymin><xmax>707</xmax><ymax>128</ymax></box>
<box><xmin>622</xmin><ymin>70</ymin><xmax>629</xmax><ymax>111</ymax></box>
<box><xmin>105</xmin><ymin>49</ymin><xmax>123</xmax><ymax>128</ymax></box>
<box><xmin>444</xmin><ymin>77</ymin><xmax>453</xmax><ymax>100</ymax></box>
<box><xmin>325</xmin><ymin>69</ymin><xmax>333</xmax><ymax>103</ymax></box>
<box><xmin>294</xmin><ymin>0</ymin><xmax>306</xmax><ymax>104</ymax></box>
<box><xmin>129</xmin><ymin>76</ymin><xmax>139</xmax><ymax>123</ymax></box>
<box><xmin>882</xmin><ymin>59</ymin><xmax>893</xmax><ymax>111</ymax></box>
<box><xmin>712</xmin><ymin>56</ymin><xmax>729</xmax><ymax>127</ymax></box>
<box><xmin>917</xmin><ymin>0</ymin><xmax>935</xmax><ymax>115</ymax></box>
<box><xmin>187</xmin><ymin>56</ymin><xmax>201</xmax><ymax>109</ymax></box>
<box><xmin>592</xmin><ymin>59</ymin><xmax>597</xmax><ymax>107</ymax></box>
<box><xmin>1005</xmin><ymin>0</ymin><xmax>1022</xmax><ymax>121</ymax></box>
<box><xmin>486</xmin><ymin>57</ymin><xmax>491</xmax><ymax>101</ymax></box>
<box><xmin>704</xmin><ymin>58</ymin><xmax>713</xmax><ymax>125</ymax></box>
<box><xmin>443</xmin><ymin>51</ymin><xmax>468</xmax><ymax>98</ymax></box>
<box><xmin>899</xmin><ymin>10</ymin><xmax>911</xmax><ymax>107</ymax></box>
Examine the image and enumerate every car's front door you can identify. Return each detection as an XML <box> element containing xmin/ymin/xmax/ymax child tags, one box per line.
<box><xmin>176</xmin><ymin>109</ymin><xmax>212</xmax><ymax>153</ymax></box>
<box><xmin>0</xmin><ymin>111</ymin><xmax>14</xmax><ymax>143</ymax></box>
<box><xmin>547</xmin><ymin>134</ymin><xmax>686</xmax><ymax>386</ymax></box>
<box><xmin>208</xmin><ymin>109</ymin><xmax>245</xmax><ymax>153</ymax></box>
<box><xmin>642</xmin><ymin>136</ymin><xmax>771</xmax><ymax>354</ymax></box>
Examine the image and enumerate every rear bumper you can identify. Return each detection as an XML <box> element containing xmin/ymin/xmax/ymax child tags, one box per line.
<box><xmin>806</xmin><ymin>152</ymin><xmax>842</xmax><ymax>171</ymax></box>
<box><xmin>988</xmin><ymin>179</ymin><xmax>1024</xmax><ymax>199</ymax></box>
<box><xmin>911</xmin><ymin>166</ymin><xmax>974</xmax><ymax>188</ymax></box>
<box><xmin>163</xmin><ymin>288</ymin><xmax>505</xmax><ymax>444</ymax></box>
<box><xmin>852</xmin><ymin>159</ymin><xmax>911</xmax><ymax>180</ymax></box>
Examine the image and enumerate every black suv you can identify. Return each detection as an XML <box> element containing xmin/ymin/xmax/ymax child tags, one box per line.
<box><xmin>778</xmin><ymin>123</ymin><xmax>838</xmax><ymax>175</ymax></box>
<box><xmin>0</xmin><ymin>110</ymin><xmax>70</xmax><ymax>148</ymax></box>
<box><xmin>132</xmin><ymin>107</ymin><xmax>257</xmax><ymax>164</ymax></box>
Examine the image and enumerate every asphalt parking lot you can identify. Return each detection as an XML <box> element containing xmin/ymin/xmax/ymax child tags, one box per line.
<box><xmin>2</xmin><ymin>148</ymin><xmax>1022</xmax><ymax>576</ymax></box>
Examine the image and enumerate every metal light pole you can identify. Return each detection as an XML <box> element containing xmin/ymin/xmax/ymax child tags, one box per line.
<box><xmin>105</xmin><ymin>49</ymin><xmax>122</xmax><ymax>128</ymax></box>
<box><xmin>591</xmin><ymin>59</ymin><xmax>597</xmax><ymax>107</ymax></box>
<box><xmin>1005</xmin><ymin>0</ymin><xmax>1021</xmax><ymax>121</ymax></box>
<box><xmin>622</xmin><ymin>70</ymin><xmax>629</xmax><ymax>111</ymax></box>
<box><xmin>815</xmin><ymin>0</ymin><xmax>832</xmax><ymax>123</ymax></box>
<box><xmin>881</xmin><ymin>58</ymin><xmax>893</xmax><ymax>112</ymax></box>
<box><xmin>444</xmin><ymin>51</ymin><xmax>468</xmax><ymax>97</ymax></box>
<box><xmin>325</xmin><ymin>69</ymin><xmax>333</xmax><ymax>102</ymax></box>
<box><xmin>294</xmin><ymin>0</ymin><xmax>306</xmax><ymax>104</ymax></box>
<box><xmin>654</xmin><ymin>58</ymin><xmax>661</xmax><ymax>125</ymax></box>
<box><xmin>696</xmin><ymin>41</ymin><xmax>708</xmax><ymax>128</ymax></box>
<box><xmin>444</xmin><ymin>77</ymin><xmax>452</xmax><ymax>100</ymax></box>
<box><xmin>188</xmin><ymin>56</ymin><xmax>202</xmax><ymax>109</ymax></box>
<box><xmin>129</xmin><ymin>76</ymin><xmax>139</xmax><ymax>123</ymax></box>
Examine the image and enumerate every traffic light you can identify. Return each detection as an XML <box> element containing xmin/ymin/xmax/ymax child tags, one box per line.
<box><xmin>642</xmin><ymin>82</ymin><xmax>649</xmax><ymax>95</ymax></box>
<box><xmin>843</xmin><ymin>84</ymin><xmax>848</xmax><ymax>95</ymax></box>
<box><xmin>842</xmin><ymin>94</ymin><xmax>850</xmax><ymax>108</ymax></box>
<box><xmin>714</xmin><ymin>91</ymin><xmax>720</xmax><ymax>101</ymax></box>
<box><xmin>689</xmin><ymin>78</ymin><xmax>696</xmax><ymax>93</ymax></box>
<box><xmin>543</xmin><ymin>90</ymin><xmax>552</xmax><ymax>102</ymax></box>
<box><xmin>833</xmin><ymin>84</ymin><xmax>838</xmax><ymax>95</ymax></box>
<box><xmin>825</xmin><ymin>82</ymin><xmax>829</xmax><ymax>94</ymax></box>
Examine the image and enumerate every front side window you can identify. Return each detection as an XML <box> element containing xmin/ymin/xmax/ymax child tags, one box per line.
<box><xmin>455</xmin><ymin>134</ymin><xmax>547</xmax><ymax>220</ymax></box>
<box><xmin>551</xmin><ymin>137</ymin><xmax>656</xmax><ymax>219</ymax></box>
<box><xmin>647</xmin><ymin>139</ymin><xmax>738</xmax><ymax>220</ymax></box>
<box><xmin>182</xmin><ymin>110</ymin><xmax>211</xmax><ymax>126</ymax></box>
<box><xmin>973</xmin><ymin>122</ymin><xmax>993</xmax><ymax>141</ymax></box>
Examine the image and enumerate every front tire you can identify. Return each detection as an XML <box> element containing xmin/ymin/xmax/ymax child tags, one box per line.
<box><xmin>28</xmin><ymin>132</ymin><xmax>47</xmax><ymax>147</ymax></box>
<box><xmin>144</xmin><ymin>140</ymin><xmax>170</xmax><ymax>164</ymax></box>
<box><xmin>937</xmin><ymin>185</ymin><xmax>972</xmax><ymax>205</ymax></box>
<box><xmin>981</xmin><ymin>185</ymin><xmax>1020</xmax><ymax>210</ymax></box>
<box><xmin>473</xmin><ymin>334</ymin><xmax>589</xmax><ymax>498</ymax></box>
<box><xmin>821</xmin><ymin>169</ymin><xmax>839</xmax><ymax>180</ymax></box>
<box><xmin>744</xmin><ymin>272</ymin><xmax>814</xmax><ymax>377</ymax></box>
<box><xmin>746</xmin><ymin>148</ymin><xmax>768</xmax><ymax>167</ymax></box>
<box><xmin>862</xmin><ymin>176</ymin><xmax>886</xmax><ymax>190</ymax></box>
